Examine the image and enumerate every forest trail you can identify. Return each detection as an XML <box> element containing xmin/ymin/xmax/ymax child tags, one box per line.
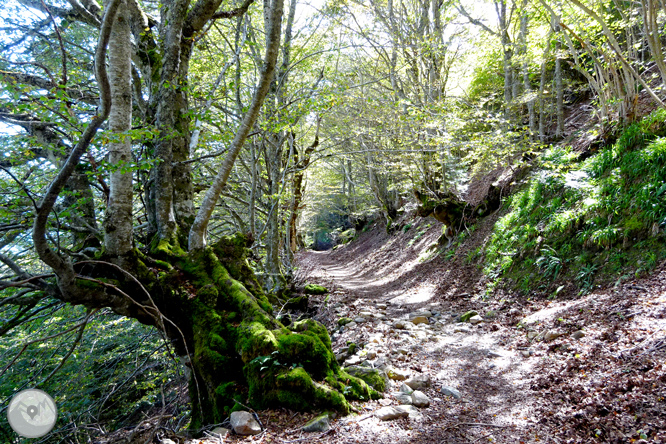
<box><xmin>293</xmin><ymin>235</ymin><xmax>542</xmax><ymax>443</ymax></box>
<box><xmin>285</xmin><ymin>217</ymin><xmax>666</xmax><ymax>444</ymax></box>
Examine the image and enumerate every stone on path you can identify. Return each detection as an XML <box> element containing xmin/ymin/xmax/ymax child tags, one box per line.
<box><xmin>411</xmin><ymin>390</ymin><xmax>431</xmax><ymax>408</ymax></box>
<box><xmin>387</xmin><ymin>368</ymin><xmax>411</xmax><ymax>381</ymax></box>
<box><xmin>410</xmin><ymin>315</ymin><xmax>429</xmax><ymax>325</ymax></box>
<box><xmin>543</xmin><ymin>330</ymin><xmax>563</xmax><ymax>341</ymax></box>
<box><xmin>572</xmin><ymin>330</ymin><xmax>585</xmax><ymax>339</ymax></box>
<box><xmin>395</xmin><ymin>393</ymin><xmax>412</xmax><ymax>404</ymax></box>
<box><xmin>469</xmin><ymin>315</ymin><xmax>484</xmax><ymax>325</ymax></box>
<box><xmin>398</xmin><ymin>383</ymin><xmax>414</xmax><ymax>394</ymax></box>
<box><xmin>440</xmin><ymin>386</ymin><xmax>462</xmax><ymax>399</ymax></box>
<box><xmin>454</xmin><ymin>325</ymin><xmax>471</xmax><ymax>333</ymax></box>
<box><xmin>395</xmin><ymin>405</ymin><xmax>423</xmax><ymax>420</ymax></box>
<box><xmin>405</xmin><ymin>374</ymin><xmax>431</xmax><ymax>390</ymax></box>
<box><xmin>375</xmin><ymin>406</ymin><xmax>409</xmax><ymax>421</ymax></box>
<box><xmin>230</xmin><ymin>411</ymin><xmax>262</xmax><ymax>435</ymax></box>
<box><xmin>302</xmin><ymin>413</ymin><xmax>333</xmax><ymax>432</ymax></box>
<box><xmin>211</xmin><ymin>427</ymin><xmax>229</xmax><ymax>437</ymax></box>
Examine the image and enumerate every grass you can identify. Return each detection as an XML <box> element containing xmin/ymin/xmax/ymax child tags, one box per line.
<box><xmin>482</xmin><ymin>109</ymin><xmax>666</xmax><ymax>296</ymax></box>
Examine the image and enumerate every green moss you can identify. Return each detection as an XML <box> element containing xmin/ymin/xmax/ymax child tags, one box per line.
<box><xmin>304</xmin><ymin>284</ymin><xmax>328</xmax><ymax>295</ymax></box>
<box><xmin>337</xmin><ymin>317</ymin><xmax>353</xmax><ymax>326</ymax></box>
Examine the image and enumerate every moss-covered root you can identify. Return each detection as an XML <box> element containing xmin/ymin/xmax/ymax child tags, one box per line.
<box><xmin>183</xmin><ymin>248</ymin><xmax>378</xmax><ymax>429</ymax></box>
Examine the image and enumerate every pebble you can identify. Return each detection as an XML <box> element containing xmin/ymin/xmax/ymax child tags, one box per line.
<box><xmin>411</xmin><ymin>315</ymin><xmax>430</xmax><ymax>325</ymax></box>
<box><xmin>454</xmin><ymin>325</ymin><xmax>471</xmax><ymax>333</ymax></box>
<box><xmin>440</xmin><ymin>386</ymin><xmax>462</xmax><ymax>399</ymax></box>
<box><xmin>544</xmin><ymin>330</ymin><xmax>563</xmax><ymax>341</ymax></box>
<box><xmin>572</xmin><ymin>330</ymin><xmax>585</xmax><ymax>339</ymax></box>
<box><xmin>469</xmin><ymin>315</ymin><xmax>484</xmax><ymax>325</ymax></box>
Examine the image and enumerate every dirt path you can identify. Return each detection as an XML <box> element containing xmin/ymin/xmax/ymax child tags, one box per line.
<box><xmin>287</xmin><ymin>217</ymin><xmax>666</xmax><ymax>444</ymax></box>
<box><xmin>176</xmin><ymin>217</ymin><xmax>665</xmax><ymax>444</ymax></box>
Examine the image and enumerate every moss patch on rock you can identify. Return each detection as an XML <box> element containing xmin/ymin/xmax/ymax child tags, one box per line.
<box><xmin>304</xmin><ymin>284</ymin><xmax>328</xmax><ymax>295</ymax></box>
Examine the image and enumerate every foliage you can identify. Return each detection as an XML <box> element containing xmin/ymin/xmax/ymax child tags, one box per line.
<box><xmin>483</xmin><ymin>109</ymin><xmax>666</xmax><ymax>295</ymax></box>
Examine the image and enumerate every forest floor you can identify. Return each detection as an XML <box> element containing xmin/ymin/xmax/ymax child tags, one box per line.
<box><xmin>181</xmin><ymin>212</ymin><xmax>666</xmax><ymax>444</ymax></box>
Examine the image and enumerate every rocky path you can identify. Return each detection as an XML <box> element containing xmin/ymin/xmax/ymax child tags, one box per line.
<box><xmin>291</xmin><ymin>250</ymin><xmax>544</xmax><ymax>444</ymax></box>
<box><xmin>180</xmin><ymin>218</ymin><xmax>665</xmax><ymax>444</ymax></box>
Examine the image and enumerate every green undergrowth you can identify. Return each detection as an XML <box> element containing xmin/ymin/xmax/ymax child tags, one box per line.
<box><xmin>483</xmin><ymin>109</ymin><xmax>666</xmax><ymax>296</ymax></box>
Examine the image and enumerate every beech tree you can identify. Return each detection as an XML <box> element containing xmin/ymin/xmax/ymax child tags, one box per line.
<box><xmin>0</xmin><ymin>0</ymin><xmax>376</xmax><ymax>430</ymax></box>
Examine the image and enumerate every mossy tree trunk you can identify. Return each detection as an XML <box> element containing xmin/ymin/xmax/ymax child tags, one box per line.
<box><xmin>117</xmin><ymin>234</ymin><xmax>378</xmax><ymax>429</ymax></box>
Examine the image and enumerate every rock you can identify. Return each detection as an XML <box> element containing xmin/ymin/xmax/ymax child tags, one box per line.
<box><xmin>304</xmin><ymin>284</ymin><xmax>328</xmax><ymax>295</ymax></box>
<box><xmin>230</xmin><ymin>411</ymin><xmax>262</xmax><ymax>436</ymax></box>
<box><xmin>359</xmin><ymin>311</ymin><xmax>374</xmax><ymax>318</ymax></box>
<box><xmin>485</xmin><ymin>310</ymin><xmax>497</xmax><ymax>318</ymax></box>
<box><xmin>211</xmin><ymin>427</ymin><xmax>229</xmax><ymax>437</ymax></box>
<box><xmin>354</xmin><ymin>317</ymin><xmax>367</xmax><ymax>323</ymax></box>
<box><xmin>338</xmin><ymin>317</ymin><xmax>353</xmax><ymax>326</ymax></box>
<box><xmin>459</xmin><ymin>311</ymin><xmax>479</xmax><ymax>322</ymax></box>
<box><xmin>395</xmin><ymin>393</ymin><xmax>412</xmax><ymax>404</ymax></box>
<box><xmin>344</xmin><ymin>366</ymin><xmax>388</xmax><ymax>391</ymax></box>
<box><xmin>405</xmin><ymin>374</ymin><xmax>431</xmax><ymax>390</ymax></box>
<box><xmin>526</xmin><ymin>331</ymin><xmax>538</xmax><ymax>340</ymax></box>
<box><xmin>411</xmin><ymin>390</ymin><xmax>430</xmax><ymax>408</ymax></box>
<box><xmin>376</xmin><ymin>303</ymin><xmax>388</xmax><ymax>309</ymax></box>
<box><xmin>396</xmin><ymin>348</ymin><xmax>409</xmax><ymax>355</ymax></box>
<box><xmin>387</xmin><ymin>368</ymin><xmax>410</xmax><ymax>381</ymax></box>
<box><xmin>410</xmin><ymin>315</ymin><xmax>429</xmax><ymax>325</ymax></box>
<box><xmin>393</xmin><ymin>320</ymin><xmax>407</xmax><ymax>329</ymax></box>
<box><xmin>486</xmin><ymin>350</ymin><xmax>503</xmax><ymax>358</ymax></box>
<box><xmin>375</xmin><ymin>406</ymin><xmax>409</xmax><ymax>421</ymax></box>
<box><xmin>469</xmin><ymin>315</ymin><xmax>484</xmax><ymax>325</ymax></box>
<box><xmin>454</xmin><ymin>325</ymin><xmax>471</xmax><ymax>333</ymax></box>
<box><xmin>345</xmin><ymin>355</ymin><xmax>363</xmax><ymax>366</ymax></box>
<box><xmin>302</xmin><ymin>413</ymin><xmax>332</xmax><ymax>433</ymax></box>
<box><xmin>395</xmin><ymin>405</ymin><xmax>422</xmax><ymax>419</ymax></box>
<box><xmin>440</xmin><ymin>386</ymin><xmax>462</xmax><ymax>399</ymax></box>
<box><xmin>410</xmin><ymin>310</ymin><xmax>432</xmax><ymax>318</ymax></box>
<box><xmin>544</xmin><ymin>330</ymin><xmax>563</xmax><ymax>341</ymax></box>
<box><xmin>521</xmin><ymin>350</ymin><xmax>532</xmax><ymax>357</ymax></box>
<box><xmin>398</xmin><ymin>383</ymin><xmax>414</xmax><ymax>394</ymax></box>
<box><xmin>366</xmin><ymin>350</ymin><xmax>377</xmax><ymax>360</ymax></box>
<box><xmin>572</xmin><ymin>330</ymin><xmax>585</xmax><ymax>339</ymax></box>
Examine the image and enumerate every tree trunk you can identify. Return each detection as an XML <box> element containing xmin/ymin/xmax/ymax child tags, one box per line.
<box><xmin>104</xmin><ymin>0</ymin><xmax>134</xmax><ymax>256</ymax></box>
